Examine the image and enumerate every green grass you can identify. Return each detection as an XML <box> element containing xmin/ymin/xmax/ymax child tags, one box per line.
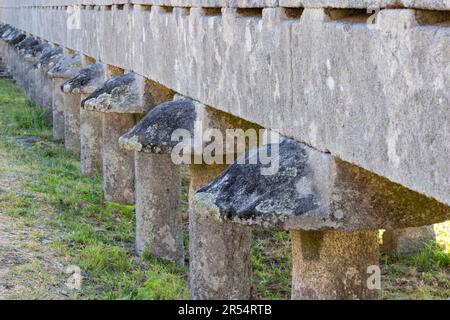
<box><xmin>0</xmin><ymin>80</ymin><xmax>51</xmax><ymax>139</ymax></box>
<box><xmin>0</xmin><ymin>79</ymin><xmax>448</xmax><ymax>300</ymax></box>
<box><xmin>0</xmin><ymin>80</ymin><xmax>189</xmax><ymax>299</ymax></box>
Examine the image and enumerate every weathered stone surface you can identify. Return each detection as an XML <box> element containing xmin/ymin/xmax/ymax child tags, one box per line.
<box><xmin>1</xmin><ymin>0</ymin><xmax>448</xmax><ymax>10</ymax></box>
<box><xmin>20</xmin><ymin>40</ymin><xmax>50</xmax><ymax>103</ymax></box>
<box><xmin>0</xmin><ymin>24</ymin><xmax>11</xmax><ymax>38</ymax></box>
<box><xmin>36</xmin><ymin>47</ymin><xmax>63</xmax><ymax>71</ymax></box>
<box><xmin>382</xmin><ymin>226</ymin><xmax>436</xmax><ymax>254</ymax></box>
<box><xmin>0</xmin><ymin>26</ymin><xmax>14</xmax><ymax>39</ymax></box>
<box><xmin>2</xmin><ymin>6</ymin><xmax>448</xmax><ymax>206</ymax></box>
<box><xmin>2</xmin><ymin>28</ymin><xmax>20</xmax><ymax>43</ymax></box>
<box><xmin>120</xmin><ymin>97</ymin><xmax>255</xmax><ymax>298</ymax></box>
<box><xmin>84</xmin><ymin>75</ymin><xmax>174</xmax><ymax>207</ymax></box>
<box><xmin>50</xmin><ymin>77</ymin><xmax>66</xmax><ymax>142</ymax></box>
<box><xmin>134</xmin><ymin>152</ymin><xmax>184</xmax><ymax>265</ymax></box>
<box><xmin>291</xmin><ymin>230</ymin><xmax>379</xmax><ymax>300</ymax></box>
<box><xmin>47</xmin><ymin>53</ymin><xmax>83</xmax><ymax>79</ymax></box>
<box><xmin>134</xmin><ymin>0</ymin><xmax>278</xmax><ymax>8</ymax></box>
<box><xmin>102</xmin><ymin>112</ymin><xmax>137</xmax><ymax>205</ymax></box>
<box><xmin>195</xmin><ymin>138</ymin><xmax>450</xmax><ymax>231</ymax></box>
<box><xmin>28</xmin><ymin>42</ymin><xmax>51</xmax><ymax>61</ymax></box>
<box><xmin>48</xmin><ymin>53</ymin><xmax>83</xmax><ymax>142</ymax></box>
<box><xmin>119</xmin><ymin>98</ymin><xmax>196</xmax><ymax>154</ymax></box>
<box><xmin>190</xmin><ymin>164</ymin><xmax>253</xmax><ymax>300</ymax></box>
<box><xmin>19</xmin><ymin>39</ymin><xmax>44</xmax><ymax>99</ymax></box>
<box><xmin>113</xmin><ymin>91</ymin><xmax>187</xmax><ymax>264</ymax></box>
<box><xmin>15</xmin><ymin>36</ymin><xmax>39</xmax><ymax>56</ymax></box>
<box><xmin>118</xmin><ymin>97</ymin><xmax>186</xmax><ymax>264</ymax></box>
<box><xmin>120</xmin><ymin>96</ymin><xmax>260</xmax><ymax>156</ymax></box>
<box><xmin>63</xmin><ymin>94</ymin><xmax>82</xmax><ymax>156</ymax></box>
<box><xmin>280</xmin><ymin>0</ymin><xmax>450</xmax><ymax>10</ymax></box>
<box><xmin>80</xmin><ymin>108</ymin><xmax>103</xmax><ymax>175</ymax></box>
<box><xmin>62</xmin><ymin>63</ymin><xmax>106</xmax><ymax>94</ymax></box>
<box><xmin>61</xmin><ymin>64</ymin><xmax>107</xmax><ymax>160</ymax></box>
<box><xmin>82</xmin><ymin>73</ymin><xmax>137</xmax><ymax>112</ymax></box>
<box><xmin>3</xmin><ymin>28</ymin><xmax>18</xmax><ymax>39</ymax></box>
<box><xmin>82</xmin><ymin>72</ymin><xmax>174</xmax><ymax>114</ymax></box>
<box><xmin>32</xmin><ymin>46</ymin><xmax>61</xmax><ymax>108</ymax></box>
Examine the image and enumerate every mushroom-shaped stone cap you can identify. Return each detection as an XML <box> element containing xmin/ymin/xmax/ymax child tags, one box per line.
<box><xmin>6</xmin><ymin>31</ymin><xmax>25</xmax><ymax>45</ymax></box>
<box><xmin>194</xmin><ymin>137</ymin><xmax>450</xmax><ymax>231</ymax></box>
<box><xmin>81</xmin><ymin>72</ymin><xmax>158</xmax><ymax>114</ymax></box>
<box><xmin>61</xmin><ymin>63</ymin><xmax>106</xmax><ymax>94</ymax></box>
<box><xmin>17</xmin><ymin>38</ymin><xmax>42</xmax><ymax>60</ymax></box>
<box><xmin>47</xmin><ymin>53</ymin><xmax>82</xmax><ymax>79</ymax></box>
<box><xmin>0</xmin><ymin>24</ymin><xmax>11</xmax><ymax>37</ymax></box>
<box><xmin>15</xmin><ymin>36</ymin><xmax>37</xmax><ymax>53</ymax></box>
<box><xmin>36</xmin><ymin>47</ymin><xmax>63</xmax><ymax>71</ymax></box>
<box><xmin>119</xmin><ymin>98</ymin><xmax>196</xmax><ymax>154</ymax></box>
<box><xmin>29</xmin><ymin>42</ymin><xmax>51</xmax><ymax>59</ymax></box>
<box><xmin>1</xmin><ymin>26</ymin><xmax>14</xmax><ymax>40</ymax></box>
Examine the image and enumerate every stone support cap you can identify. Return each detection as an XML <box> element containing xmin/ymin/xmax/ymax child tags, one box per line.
<box><xmin>6</xmin><ymin>30</ymin><xmax>25</xmax><ymax>45</ymax></box>
<box><xmin>15</xmin><ymin>36</ymin><xmax>37</xmax><ymax>53</ymax></box>
<box><xmin>194</xmin><ymin>138</ymin><xmax>450</xmax><ymax>231</ymax></box>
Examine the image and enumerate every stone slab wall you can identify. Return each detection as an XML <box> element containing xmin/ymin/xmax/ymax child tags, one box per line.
<box><xmin>1</xmin><ymin>1</ymin><xmax>449</xmax><ymax>9</ymax></box>
<box><xmin>0</xmin><ymin>0</ymin><xmax>449</xmax><ymax>206</ymax></box>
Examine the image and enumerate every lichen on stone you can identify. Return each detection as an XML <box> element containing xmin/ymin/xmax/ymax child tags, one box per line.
<box><xmin>119</xmin><ymin>98</ymin><xmax>196</xmax><ymax>154</ymax></box>
<box><xmin>62</xmin><ymin>63</ymin><xmax>105</xmax><ymax>94</ymax></box>
<box><xmin>6</xmin><ymin>31</ymin><xmax>25</xmax><ymax>45</ymax></box>
<box><xmin>81</xmin><ymin>73</ymin><xmax>143</xmax><ymax>113</ymax></box>
<box><xmin>47</xmin><ymin>53</ymin><xmax>82</xmax><ymax>79</ymax></box>
<box><xmin>30</xmin><ymin>42</ymin><xmax>51</xmax><ymax>58</ymax></box>
<box><xmin>195</xmin><ymin>138</ymin><xmax>326</xmax><ymax>230</ymax></box>
<box><xmin>118</xmin><ymin>134</ymin><xmax>143</xmax><ymax>152</ymax></box>
<box><xmin>15</xmin><ymin>36</ymin><xmax>38</xmax><ymax>53</ymax></box>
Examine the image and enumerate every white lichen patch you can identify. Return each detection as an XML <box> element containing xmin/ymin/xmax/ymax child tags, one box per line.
<box><xmin>118</xmin><ymin>135</ymin><xmax>142</xmax><ymax>152</ymax></box>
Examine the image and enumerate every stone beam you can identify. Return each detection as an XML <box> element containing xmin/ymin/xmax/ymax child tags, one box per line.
<box><xmin>0</xmin><ymin>2</ymin><xmax>449</xmax><ymax>207</ymax></box>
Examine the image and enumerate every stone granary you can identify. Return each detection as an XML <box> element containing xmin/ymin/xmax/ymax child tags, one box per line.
<box><xmin>0</xmin><ymin>0</ymin><xmax>449</xmax><ymax>300</ymax></box>
<box><xmin>82</xmin><ymin>72</ymin><xmax>173</xmax><ymax>204</ymax></box>
<box><xmin>47</xmin><ymin>53</ymin><xmax>83</xmax><ymax>142</ymax></box>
